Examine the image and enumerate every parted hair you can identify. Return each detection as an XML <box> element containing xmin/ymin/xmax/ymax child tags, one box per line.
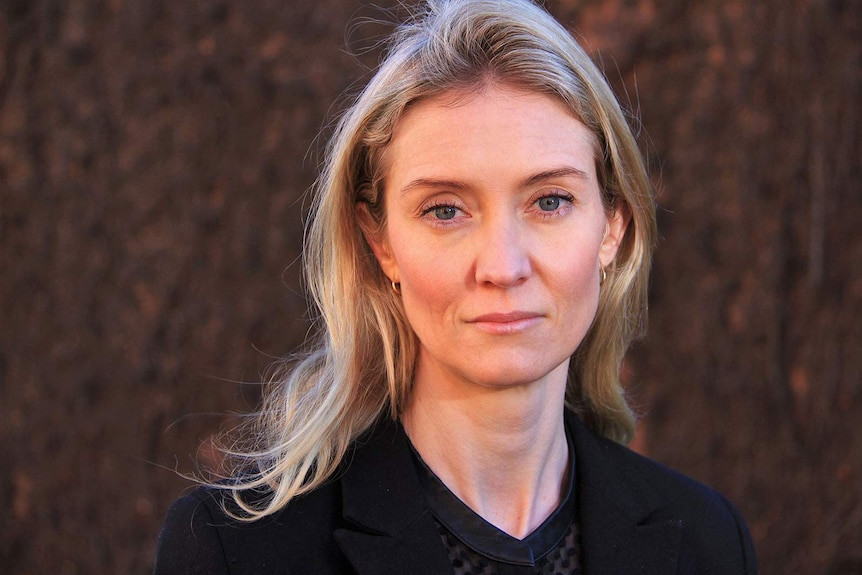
<box><xmin>218</xmin><ymin>0</ymin><xmax>657</xmax><ymax>520</ymax></box>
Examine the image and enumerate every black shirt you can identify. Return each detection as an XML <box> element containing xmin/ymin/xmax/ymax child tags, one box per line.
<box><xmin>410</xmin><ymin>434</ymin><xmax>582</xmax><ymax>575</ymax></box>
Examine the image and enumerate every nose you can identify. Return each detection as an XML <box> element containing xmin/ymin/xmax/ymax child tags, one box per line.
<box><xmin>474</xmin><ymin>216</ymin><xmax>532</xmax><ymax>288</ymax></box>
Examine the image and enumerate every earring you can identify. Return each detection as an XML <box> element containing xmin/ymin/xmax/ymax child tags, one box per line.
<box><xmin>599</xmin><ymin>267</ymin><xmax>607</xmax><ymax>286</ymax></box>
<box><xmin>391</xmin><ymin>281</ymin><xmax>401</xmax><ymax>295</ymax></box>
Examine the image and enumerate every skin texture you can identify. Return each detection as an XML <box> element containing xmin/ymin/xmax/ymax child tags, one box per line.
<box><xmin>363</xmin><ymin>83</ymin><xmax>628</xmax><ymax>538</ymax></box>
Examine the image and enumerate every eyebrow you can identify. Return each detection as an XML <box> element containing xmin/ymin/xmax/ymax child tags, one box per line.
<box><xmin>399</xmin><ymin>166</ymin><xmax>589</xmax><ymax>196</ymax></box>
<box><xmin>399</xmin><ymin>178</ymin><xmax>469</xmax><ymax>196</ymax></box>
<box><xmin>520</xmin><ymin>166</ymin><xmax>590</xmax><ymax>188</ymax></box>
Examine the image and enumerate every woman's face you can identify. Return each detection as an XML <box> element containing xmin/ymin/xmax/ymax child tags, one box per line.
<box><xmin>365</xmin><ymin>84</ymin><xmax>628</xmax><ymax>393</ymax></box>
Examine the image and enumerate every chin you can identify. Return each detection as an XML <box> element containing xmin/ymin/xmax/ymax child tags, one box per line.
<box><xmin>462</xmin><ymin>360</ymin><xmax>570</xmax><ymax>391</ymax></box>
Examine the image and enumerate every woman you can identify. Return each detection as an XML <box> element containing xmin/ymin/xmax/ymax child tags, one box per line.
<box><xmin>154</xmin><ymin>0</ymin><xmax>757</xmax><ymax>573</ymax></box>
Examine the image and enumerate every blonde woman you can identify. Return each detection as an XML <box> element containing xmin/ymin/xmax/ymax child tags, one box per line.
<box><xmin>154</xmin><ymin>1</ymin><xmax>757</xmax><ymax>573</ymax></box>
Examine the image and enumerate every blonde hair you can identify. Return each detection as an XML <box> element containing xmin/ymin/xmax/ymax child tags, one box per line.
<box><xmin>218</xmin><ymin>0</ymin><xmax>656</xmax><ymax>520</ymax></box>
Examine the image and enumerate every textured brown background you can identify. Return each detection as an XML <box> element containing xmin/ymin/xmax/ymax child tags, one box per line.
<box><xmin>1</xmin><ymin>0</ymin><xmax>860</xmax><ymax>573</ymax></box>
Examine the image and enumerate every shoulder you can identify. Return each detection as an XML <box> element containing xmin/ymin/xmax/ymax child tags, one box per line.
<box><xmin>153</xmin><ymin>490</ymin><xmax>230</xmax><ymax>575</ymax></box>
<box><xmin>599</xmin><ymin>434</ymin><xmax>751</xmax><ymax>527</ymax></box>
<box><xmin>613</xmin><ymin>443</ymin><xmax>757</xmax><ymax>572</ymax></box>
<box><xmin>152</xmin><ymin>420</ymin><xmax>411</xmax><ymax>574</ymax></box>
<box><xmin>153</xmin><ymin>482</ymin><xmax>349</xmax><ymax>575</ymax></box>
<box><xmin>568</xmin><ymin>412</ymin><xmax>758</xmax><ymax>573</ymax></box>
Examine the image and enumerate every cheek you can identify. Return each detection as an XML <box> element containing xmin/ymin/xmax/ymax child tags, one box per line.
<box><xmin>387</xmin><ymin>232</ymin><xmax>461</xmax><ymax>325</ymax></box>
<box><xmin>545</xmin><ymin>234</ymin><xmax>603</xmax><ymax>312</ymax></box>
<box><xmin>548</xmin><ymin>223</ymin><xmax>603</xmax><ymax>273</ymax></box>
<box><xmin>559</xmin><ymin>262</ymin><xmax>600</xmax><ymax>306</ymax></box>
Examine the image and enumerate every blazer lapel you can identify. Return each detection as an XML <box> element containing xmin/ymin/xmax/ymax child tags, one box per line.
<box><xmin>568</xmin><ymin>412</ymin><xmax>683</xmax><ymax>574</ymax></box>
<box><xmin>333</xmin><ymin>418</ymin><xmax>453</xmax><ymax>575</ymax></box>
<box><xmin>335</xmin><ymin>518</ymin><xmax>452</xmax><ymax>575</ymax></box>
<box><xmin>335</xmin><ymin>412</ymin><xmax>684</xmax><ymax>574</ymax></box>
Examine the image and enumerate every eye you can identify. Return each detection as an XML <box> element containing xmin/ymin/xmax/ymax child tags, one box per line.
<box><xmin>420</xmin><ymin>201</ymin><xmax>463</xmax><ymax>222</ymax></box>
<box><xmin>432</xmin><ymin>205</ymin><xmax>459</xmax><ymax>220</ymax></box>
<box><xmin>532</xmin><ymin>191</ymin><xmax>574</xmax><ymax>214</ymax></box>
<box><xmin>537</xmin><ymin>196</ymin><xmax>562</xmax><ymax>211</ymax></box>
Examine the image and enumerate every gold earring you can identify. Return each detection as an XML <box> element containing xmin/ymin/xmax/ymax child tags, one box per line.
<box><xmin>391</xmin><ymin>281</ymin><xmax>401</xmax><ymax>295</ymax></box>
<box><xmin>600</xmin><ymin>267</ymin><xmax>607</xmax><ymax>286</ymax></box>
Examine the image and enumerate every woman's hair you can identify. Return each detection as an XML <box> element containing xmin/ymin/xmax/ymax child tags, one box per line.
<box><xmin>218</xmin><ymin>0</ymin><xmax>657</xmax><ymax>520</ymax></box>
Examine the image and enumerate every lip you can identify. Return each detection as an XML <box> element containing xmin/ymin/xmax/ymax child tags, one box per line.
<box><xmin>467</xmin><ymin>311</ymin><xmax>543</xmax><ymax>334</ymax></box>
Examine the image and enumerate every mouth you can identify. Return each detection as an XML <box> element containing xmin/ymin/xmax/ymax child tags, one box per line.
<box><xmin>467</xmin><ymin>311</ymin><xmax>543</xmax><ymax>334</ymax></box>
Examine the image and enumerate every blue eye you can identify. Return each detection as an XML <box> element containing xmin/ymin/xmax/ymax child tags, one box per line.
<box><xmin>433</xmin><ymin>205</ymin><xmax>458</xmax><ymax>220</ymax></box>
<box><xmin>537</xmin><ymin>196</ymin><xmax>561</xmax><ymax>211</ymax></box>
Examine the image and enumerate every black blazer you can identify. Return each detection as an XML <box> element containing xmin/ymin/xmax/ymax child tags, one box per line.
<box><xmin>154</xmin><ymin>411</ymin><xmax>757</xmax><ymax>574</ymax></box>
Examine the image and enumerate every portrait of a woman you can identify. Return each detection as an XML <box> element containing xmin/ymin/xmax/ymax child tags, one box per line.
<box><xmin>154</xmin><ymin>0</ymin><xmax>758</xmax><ymax>572</ymax></box>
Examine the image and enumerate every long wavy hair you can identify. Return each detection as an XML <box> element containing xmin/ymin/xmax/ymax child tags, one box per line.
<box><xmin>217</xmin><ymin>0</ymin><xmax>657</xmax><ymax>520</ymax></box>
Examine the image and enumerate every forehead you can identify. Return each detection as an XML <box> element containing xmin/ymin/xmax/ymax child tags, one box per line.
<box><xmin>382</xmin><ymin>84</ymin><xmax>599</xmax><ymax>183</ymax></box>
<box><xmin>398</xmin><ymin>81</ymin><xmax>587</xmax><ymax>132</ymax></box>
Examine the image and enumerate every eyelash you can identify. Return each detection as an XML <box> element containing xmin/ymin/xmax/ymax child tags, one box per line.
<box><xmin>419</xmin><ymin>191</ymin><xmax>575</xmax><ymax>225</ymax></box>
<box><xmin>419</xmin><ymin>201</ymin><xmax>464</xmax><ymax>226</ymax></box>
<box><xmin>530</xmin><ymin>191</ymin><xmax>575</xmax><ymax>218</ymax></box>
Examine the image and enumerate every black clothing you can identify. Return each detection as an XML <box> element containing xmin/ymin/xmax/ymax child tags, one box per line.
<box><xmin>153</xmin><ymin>411</ymin><xmax>757</xmax><ymax>574</ymax></box>
<box><xmin>412</xmin><ymin>428</ymin><xmax>581</xmax><ymax>574</ymax></box>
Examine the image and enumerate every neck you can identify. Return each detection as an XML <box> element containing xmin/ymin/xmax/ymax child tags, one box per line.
<box><xmin>400</xmin><ymin>362</ymin><xmax>570</xmax><ymax>539</ymax></box>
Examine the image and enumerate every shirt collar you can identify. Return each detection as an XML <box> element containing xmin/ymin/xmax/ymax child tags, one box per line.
<box><xmin>409</xmin><ymin>428</ymin><xmax>577</xmax><ymax>566</ymax></box>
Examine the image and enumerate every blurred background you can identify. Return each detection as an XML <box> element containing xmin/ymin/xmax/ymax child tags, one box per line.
<box><xmin>1</xmin><ymin>0</ymin><xmax>860</xmax><ymax>573</ymax></box>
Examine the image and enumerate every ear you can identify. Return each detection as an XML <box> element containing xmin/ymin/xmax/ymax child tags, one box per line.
<box><xmin>356</xmin><ymin>202</ymin><xmax>400</xmax><ymax>283</ymax></box>
<box><xmin>599</xmin><ymin>203</ymin><xmax>631</xmax><ymax>268</ymax></box>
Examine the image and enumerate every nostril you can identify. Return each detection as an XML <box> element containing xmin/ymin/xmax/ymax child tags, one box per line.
<box><xmin>475</xmin><ymin>237</ymin><xmax>531</xmax><ymax>288</ymax></box>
